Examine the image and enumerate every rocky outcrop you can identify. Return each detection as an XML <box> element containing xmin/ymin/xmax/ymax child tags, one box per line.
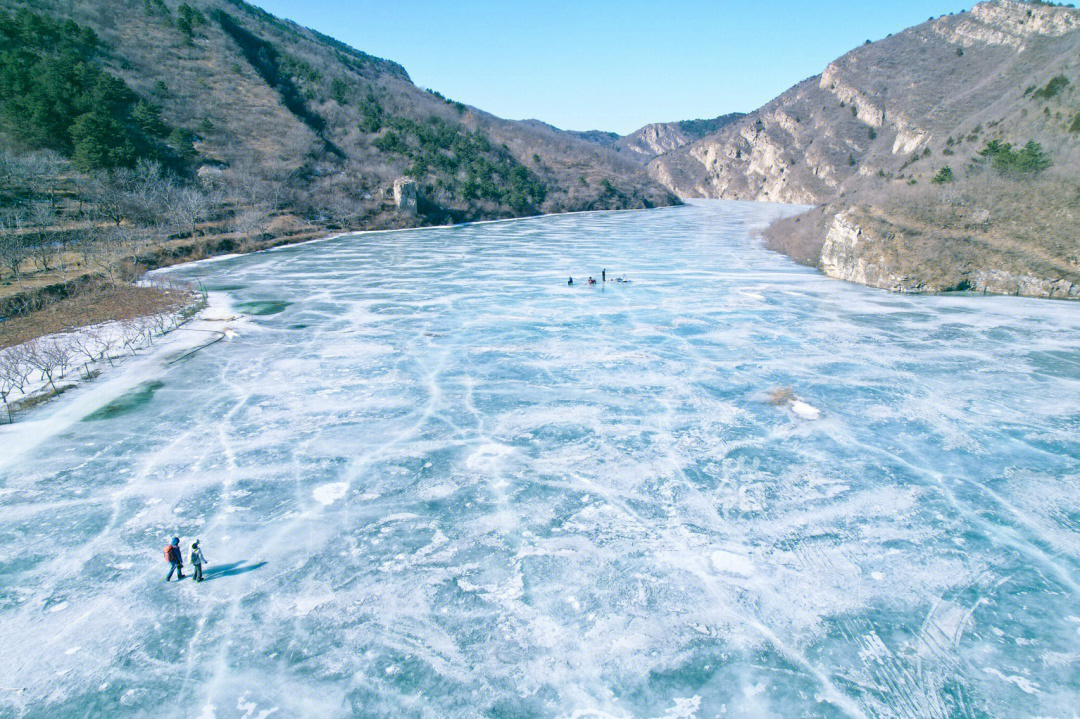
<box><xmin>652</xmin><ymin>0</ymin><xmax>1080</xmax><ymax>204</ymax></box>
<box><xmin>970</xmin><ymin>270</ymin><xmax>1080</xmax><ymax>299</ymax></box>
<box><xmin>934</xmin><ymin>0</ymin><xmax>1080</xmax><ymax>49</ymax></box>
<box><xmin>820</xmin><ymin>64</ymin><xmax>884</xmax><ymax>128</ymax></box>
<box><xmin>618</xmin><ymin>123</ymin><xmax>695</xmax><ymax>159</ymax></box>
<box><xmin>819</xmin><ymin>213</ymin><xmax>918</xmax><ymax>292</ymax></box>
<box><xmin>819</xmin><ymin>212</ymin><xmax>1080</xmax><ymax>299</ymax></box>
<box><xmin>392</xmin><ymin>178</ymin><xmax>419</xmax><ymax>215</ymax></box>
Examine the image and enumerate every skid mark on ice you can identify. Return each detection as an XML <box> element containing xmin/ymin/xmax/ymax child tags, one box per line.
<box><xmin>863</xmin><ymin>442</ymin><xmax>1080</xmax><ymax>596</ymax></box>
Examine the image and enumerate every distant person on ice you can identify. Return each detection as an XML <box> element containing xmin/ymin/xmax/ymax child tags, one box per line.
<box><xmin>190</xmin><ymin>540</ymin><xmax>208</xmax><ymax>582</ymax></box>
<box><xmin>164</xmin><ymin>537</ymin><xmax>184</xmax><ymax>581</ymax></box>
<box><xmin>602</xmin><ymin>269</ymin><xmax>606</xmax><ymax>282</ymax></box>
<box><xmin>567</xmin><ymin>276</ymin><xmax>573</xmax><ymax>286</ymax></box>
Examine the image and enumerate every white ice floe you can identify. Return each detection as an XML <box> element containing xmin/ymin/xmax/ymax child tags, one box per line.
<box><xmin>661</xmin><ymin>695</ymin><xmax>702</xmax><ymax>718</ymax></box>
<box><xmin>312</xmin><ymin>482</ymin><xmax>348</xmax><ymax>505</ymax></box>
<box><xmin>984</xmin><ymin>667</ymin><xmax>1040</xmax><ymax>694</ymax></box>
<box><xmin>790</xmin><ymin>400</ymin><xmax>821</xmax><ymax>420</ymax></box>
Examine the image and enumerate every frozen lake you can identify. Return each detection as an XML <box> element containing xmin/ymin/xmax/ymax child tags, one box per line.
<box><xmin>3</xmin><ymin>200</ymin><xmax>1080</xmax><ymax>718</ymax></box>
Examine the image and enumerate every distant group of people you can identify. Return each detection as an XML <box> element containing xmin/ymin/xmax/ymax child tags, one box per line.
<box><xmin>567</xmin><ymin>268</ymin><xmax>629</xmax><ymax>286</ymax></box>
<box><xmin>164</xmin><ymin>536</ymin><xmax>209</xmax><ymax>582</ymax></box>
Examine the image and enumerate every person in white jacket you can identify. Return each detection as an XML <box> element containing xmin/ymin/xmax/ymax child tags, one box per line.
<box><xmin>190</xmin><ymin>540</ymin><xmax>209</xmax><ymax>582</ymax></box>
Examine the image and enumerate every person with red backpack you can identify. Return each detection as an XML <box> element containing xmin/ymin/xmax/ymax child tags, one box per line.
<box><xmin>164</xmin><ymin>536</ymin><xmax>185</xmax><ymax>581</ymax></box>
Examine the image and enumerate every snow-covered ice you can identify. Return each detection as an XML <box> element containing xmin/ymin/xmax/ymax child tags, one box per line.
<box><xmin>2</xmin><ymin>200</ymin><xmax>1080</xmax><ymax>717</ymax></box>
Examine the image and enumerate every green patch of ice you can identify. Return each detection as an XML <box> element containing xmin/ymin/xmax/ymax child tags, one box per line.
<box><xmin>84</xmin><ymin>381</ymin><xmax>165</xmax><ymax>421</ymax></box>
<box><xmin>236</xmin><ymin>300</ymin><xmax>290</xmax><ymax>315</ymax></box>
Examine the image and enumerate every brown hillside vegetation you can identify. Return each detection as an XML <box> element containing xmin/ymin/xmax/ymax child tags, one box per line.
<box><xmin>654</xmin><ymin>0</ymin><xmax>1080</xmax><ymax>298</ymax></box>
<box><xmin>0</xmin><ymin>0</ymin><xmax>679</xmax><ymax>346</ymax></box>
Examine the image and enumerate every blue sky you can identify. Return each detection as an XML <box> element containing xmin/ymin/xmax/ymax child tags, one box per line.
<box><xmin>252</xmin><ymin>0</ymin><xmax>968</xmax><ymax>134</ymax></box>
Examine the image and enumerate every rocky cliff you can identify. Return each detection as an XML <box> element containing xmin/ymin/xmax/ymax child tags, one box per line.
<box><xmin>654</xmin><ymin>0</ymin><xmax>1080</xmax><ymax>298</ymax></box>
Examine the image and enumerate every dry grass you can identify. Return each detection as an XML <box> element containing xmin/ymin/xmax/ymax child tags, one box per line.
<box><xmin>766</xmin><ymin>386</ymin><xmax>794</xmax><ymax>406</ymax></box>
<box><xmin>855</xmin><ymin>165</ymin><xmax>1080</xmax><ymax>284</ymax></box>
<box><xmin>0</xmin><ymin>281</ymin><xmax>192</xmax><ymax>349</ymax></box>
<box><xmin>760</xmin><ymin>206</ymin><xmax>832</xmax><ymax>266</ymax></box>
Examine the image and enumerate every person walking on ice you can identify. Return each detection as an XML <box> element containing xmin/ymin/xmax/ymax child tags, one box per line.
<box><xmin>164</xmin><ymin>537</ymin><xmax>184</xmax><ymax>581</ymax></box>
<box><xmin>190</xmin><ymin>540</ymin><xmax>208</xmax><ymax>582</ymax></box>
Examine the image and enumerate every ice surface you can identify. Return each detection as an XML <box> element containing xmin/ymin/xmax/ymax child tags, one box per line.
<box><xmin>3</xmin><ymin>200</ymin><xmax>1080</xmax><ymax>717</ymax></box>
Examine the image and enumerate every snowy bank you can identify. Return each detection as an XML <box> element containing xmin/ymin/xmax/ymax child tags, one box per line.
<box><xmin>0</xmin><ymin>291</ymin><xmax>245</xmax><ymax>470</ymax></box>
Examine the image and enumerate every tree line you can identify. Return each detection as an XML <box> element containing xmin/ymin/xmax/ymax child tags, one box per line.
<box><xmin>0</xmin><ymin>150</ymin><xmax>240</xmax><ymax>294</ymax></box>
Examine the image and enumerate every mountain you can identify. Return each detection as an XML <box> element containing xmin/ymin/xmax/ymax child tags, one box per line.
<box><xmin>651</xmin><ymin>0</ymin><xmax>1080</xmax><ymax>299</ymax></box>
<box><xmin>0</xmin><ymin>0</ymin><xmax>678</xmax><ymax>229</ymax></box>
<box><xmin>528</xmin><ymin>115</ymin><xmax>745</xmax><ymax>164</ymax></box>
<box><xmin>568</xmin><ymin>129</ymin><xmax>621</xmax><ymax>147</ymax></box>
<box><xmin>615</xmin><ymin>114</ymin><xmax>744</xmax><ymax>162</ymax></box>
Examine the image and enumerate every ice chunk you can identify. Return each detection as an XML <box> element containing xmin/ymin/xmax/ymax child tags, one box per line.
<box><xmin>313</xmin><ymin>482</ymin><xmax>348</xmax><ymax>505</ymax></box>
<box><xmin>791</xmin><ymin>400</ymin><xmax>821</xmax><ymax>419</ymax></box>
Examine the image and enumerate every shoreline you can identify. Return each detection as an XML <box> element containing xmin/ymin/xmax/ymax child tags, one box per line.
<box><xmin>0</xmin><ymin>292</ymin><xmax>243</xmax><ymax>464</ymax></box>
<box><xmin>753</xmin><ymin>202</ymin><xmax>1080</xmax><ymax>302</ymax></box>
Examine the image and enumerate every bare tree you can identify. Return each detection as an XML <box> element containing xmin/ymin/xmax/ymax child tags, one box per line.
<box><xmin>0</xmin><ymin>211</ymin><xmax>28</xmax><ymax>281</ymax></box>
<box><xmin>89</xmin><ymin>171</ymin><xmax>133</xmax><ymax>227</ymax></box>
<box><xmin>24</xmin><ymin>151</ymin><xmax>66</xmax><ymax>208</ymax></box>
<box><xmin>99</xmin><ymin>227</ymin><xmax>129</xmax><ymax>281</ymax></box>
<box><xmin>0</xmin><ymin>346</ymin><xmax>29</xmax><ymax>423</ymax></box>
<box><xmin>169</xmin><ymin>186</ymin><xmax>211</xmax><ymax>240</ymax></box>
<box><xmin>28</xmin><ymin>202</ymin><xmax>58</xmax><ymax>273</ymax></box>
<box><xmin>230</xmin><ymin>166</ymin><xmax>265</xmax><ymax>205</ymax></box>
<box><xmin>116</xmin><ymin>223</ymin><xmax>150</xmax><ymax>268</ymax></box>
<box><xmin>233</xmin><ymin>202</ymin><xmax>271</xmax><ymax>239</ymax></box>
<box><xmin>0</xmin><ymin>345</ymin><xmax>33</xmax><ymax>395</ymax></box>
<box><xmin>134</xmin><ymin>315</ymin><xmax>158</xmax><ymax>346</ymax></box>
<box><xmin>93</xmin><ymin>324</ymin><xmax>119</xmax><ymax>366</ymax></box>
<box><xmin>0</xmin><ymin>368</ymin><xmax>11</xmax><ymax>423</ymax></box>
<box><xmin>119</xmin><ymin>318</ymin><xmax>145</xmax><ymax>355</ymax></box>
<box><xmin>72</xmin><ymin>225</ymin><xmax>103</xmax><ymax>271</ymax></box>
<box><xmin>129</xmin><ymin>159</ymin><xmax>174</xmax><ymax>225</ymax></box>
<box><xmin>325</xmin><ymin>193</ymin><xmax>360</xmax><ymax>228</ymax></box>
<box><xmin>25</xmin><ymin>338</ymin><xmax>72</xmax><ymax>395</ymax></box>
<box><xmin>69</xmin><ymin>330</ymin><xmax>97</xmax><ymax>375</ymax></box>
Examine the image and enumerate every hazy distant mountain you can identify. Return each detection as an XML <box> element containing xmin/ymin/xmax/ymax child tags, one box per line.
<box><xmin>652</xmin><ymin>0</ymin><xmax>1080</xmax><ymax>298</ymax></box>
<box><xmin>568</xmin><ymin>129</ymin><xmax>621</xmax><ymax>147</ymax></box>
<box><xmin>542</xmin><ymin>115</ymin><xmax>745</xmax><ymax>163</ymax></box>
<box><xmin>615</xmin><ymin>114</ymin><xmax>745</xmax><ymax>161</ymax></box>
<box><xmin>527</xmin><ymin>115</ymin><xmax>745</xmax><ymax>164</ymax></box>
